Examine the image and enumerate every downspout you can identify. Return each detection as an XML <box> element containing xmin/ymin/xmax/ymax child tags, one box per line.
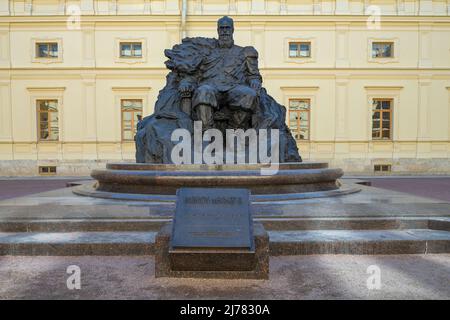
<box><xmin>181</xmin><ymin>0</ymin><xmax>187</xmax><ymax>39</ymax></box>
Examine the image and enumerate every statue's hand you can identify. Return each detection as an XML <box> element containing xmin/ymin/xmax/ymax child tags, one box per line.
<box><xmin>249</xmin><ymin>79</ymin><xmax>262</xmax><ymax>93</ymax></box>
<box><xmin>178</xmin><ymin>82</ymin><xmax>194</xmax><ymax>96</ymax></box>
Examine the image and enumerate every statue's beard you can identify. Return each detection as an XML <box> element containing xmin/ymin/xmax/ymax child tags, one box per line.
<box><xmin>218</xmin><ymin>36</ymin><xmax>234</xmax><ymax>48</ymax></box>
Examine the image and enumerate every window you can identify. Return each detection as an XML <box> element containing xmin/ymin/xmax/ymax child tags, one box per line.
<box><xmin>39</xmin><ymin>166</ymin><xmax>57</xmax><ymax>175</ymax></box>
<box><xmin>372</xmin><ymin>99</ymin><xmax>392</xmax><ymax>140</ymax></box>
<box><xmin>121</xmin><ymin>99</ymin><xmax>143</xmax><ymax>141</ymax></box>
<box><xmin>289</xmin><ymin>99</ymin><xmax>310</xmax><ymax>140</ymax></box>
<box><xmin>374</xmin><ymin>164</ymin><xmax>391</xmax><ymax>172</ymax></box>
<box><xmin>289</xmin><ymin>42</ymin><xmax>311</xmax><ymax>58</ymax></box>
<box><xmin>120</xmin><ymin>42</ymin><xmax>142</xmax><ymax>58</ymax></box>
<box><xmin>372</xmin><ymin>42</ymin><xmax>393</xmax><ymax>58</ymax></box>
<box><xmin>37</xmin><ymin>100</ymin><xmax>59</xmax><ymax>141</ymax></box>
<box><xmin>36</xmin><ymin>42</ymin><xmax>58</xmax><ymax>58</ymax></box>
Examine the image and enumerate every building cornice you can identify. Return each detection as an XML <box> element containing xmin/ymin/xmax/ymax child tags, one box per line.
<box><xmin>0</xmin><ymin>15</ymin><xmax>450</xmax><ymax>24</ymax></box>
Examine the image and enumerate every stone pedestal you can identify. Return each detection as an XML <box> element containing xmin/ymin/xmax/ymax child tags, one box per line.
<box><xmin>155</xmin><ymin>223</ymin><xmax>269</xmax><ymax>279</ymax></box>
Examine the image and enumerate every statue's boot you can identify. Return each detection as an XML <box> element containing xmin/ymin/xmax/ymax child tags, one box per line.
<box><xmin>195</xmin><ymin>104</ymin><xmax>215</xmax><ymax>131</ymax></box>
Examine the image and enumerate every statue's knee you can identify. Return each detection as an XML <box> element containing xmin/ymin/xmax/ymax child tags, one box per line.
<box><xmin>193</xmin><ymin>85</ymin><xmax>218</xmax><ymax>109</ymax></box>
<box><xmin>228</xmin><ymin>86</ymin><xmax>258</xmax><ymax>111</ymax></box>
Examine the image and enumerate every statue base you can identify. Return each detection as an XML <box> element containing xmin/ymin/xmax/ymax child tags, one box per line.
<box><xmin>73</xmin><ymin>162</ymin><xmax>361</xmax><ymax>202</ymax></box>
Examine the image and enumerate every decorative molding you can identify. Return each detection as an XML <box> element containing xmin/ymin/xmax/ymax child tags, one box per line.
<box><xmin>364</xmin><ymin>86</ymin><xmax>404</xmax><ymax>90</ymax></box>
<box><xmin>27</xmin><ymin>87</ymin><xmax>66</xmax><ymax>92</ymax></box>
<box><xmin>111</xmin><ymin>87</ymin><xmax>151</xmax><ymax>92</ymax></box>
<box><xmin>281</xmin><ymin>86</ymin><xmax>320</xmax><ymax>91</ymax></box>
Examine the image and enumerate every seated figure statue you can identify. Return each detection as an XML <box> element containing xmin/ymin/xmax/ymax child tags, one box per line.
<box><xmin>135</xmin><ymin>16</ymin><xmax>301</xmax><ymax>164</ymax></box>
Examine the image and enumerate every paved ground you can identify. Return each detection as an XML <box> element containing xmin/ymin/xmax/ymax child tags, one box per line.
<box><xmin>1</xmin><ymin>176</ymin><xmax>450</xmax><ymax>202</ymax></box>
<box><xmin>0</xmin><ymin>177</ymin><xmax>448</xmax><ymax>300</ymax></box>
<box><xmin>364</xmin><ymin>177</ymin><xmax>450</xmax><ymax>202</ymax></box>
<box><xmin>0</xmin><ymin>254</ymin><xmax>448</xmax><ymax>299</ymax></box>
<box><xmin>0</xmin><ymin>178</ymin><xmax>86</xmax><ymax>201</ymax></box>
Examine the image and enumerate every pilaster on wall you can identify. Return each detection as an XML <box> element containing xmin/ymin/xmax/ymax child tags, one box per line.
<box><xmin>8</xmin><ymin>0</ymin><xmax>27</xmax><ymax>15</ymax></box>
<box><xmin>109</xmin><ymin>0</ymin><xmax>118</xmax><ymax>15</ymax></box>
<box><xmin>313</xmin><ymin>0</ymin><xmax>322</xmax><ymax>14</ymax></box>
<box><xmin>81</xmin><ymin>75</ymin><xmax>97</xmax><ymax>142</ymax></box>
<box><xmin>335</xmin><ymin>0</ymin><xmax>350</xmax><ymax>14</ymax></box>
<box><xmin>280</xmin><ymin>0</ymin><xmax>287</xmax><ymax>14</ymax></box>
<box><xmin>80</xmin><ymin>0</ymin><xmax>95</xmax><ymax>15</ymax></box>
<box><xmin>0</xmin><ymin>0</ymin><xmax>10</xmax><ymax>15</ymax></box>
<box><xmin>165</xmin><ymin>0</ymin><xmax>180</xmax><ymax>14</ymax></box>
<box><xmin>418</xmin><ymin>23</ymin><xmax>433</xmax><ymax>68</ymax></box>
<box><xmin>251</xmin><ymin>0</ymin><xmax>266</xmax><ymax>14</ymax></box>
<box><xmin>417</xmin><ymin>75</ymin><xmax>432</xmax><ymax>140</ymax></box>
<box><xmin>82</xmin><ymin>22</ymin><xmax>96</xmax><ymax>68</ymax></box>
<box><xmin>251</xmin><ymin>22</ymin><xmax>266</xmax><ymax>68</ymax></box>
<box><xmin>419</xmin><ymin>0</ymin><xmax>433</xmax><ymax>15</ymax></box>
<box><xmin>334</xmin><ymin>75</ymin><xmax>350</xmax><ymax>143</ymax></box>
<box><xmin>448</xmin><ymin>87</ymin><xmax>450</xmax><ymax>143</ymax></box>
<box><xmin>0</xmin><ymin>79</ymin><xmax>12</xmax><ymax>142</ymax></box>
<box><xmin>228</xmin><ymin>0</ymin><xmax>237</xmax><ymax>14</ymax></box>
<box><xmin>143</xmin><ymin>0</ymin><xmax>152</xmax><ymax>14</ymax></box>
<box><xmin>24</xmin><ymin>0</ymin><xmax>32</xmax><ymax>15</ymax></box>
<box><xmin>166</xmin><ymin>22</ymin><xmax>180</xmax><ymax>49</ymax></box>
<box><xmin>0</xmin><ymin>24</ymin><xmax>10</xmax><ymax>68</ymax></box>
<box><xmin>335</xmin><ymin>23</ymin><xmax>349</xmax><ymax>68</ymax></box>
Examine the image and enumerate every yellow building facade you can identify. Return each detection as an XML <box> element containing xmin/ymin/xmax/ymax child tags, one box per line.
<box><xmin>0</xmin><ymin>0</ymin><xmax>449</xmax><ymax>175</ymax></box>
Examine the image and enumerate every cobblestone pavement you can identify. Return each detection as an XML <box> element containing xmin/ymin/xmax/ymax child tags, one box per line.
<box><xmin>0</xmin><ymin>255</ymin><xmax>448</xmax><ymax>299</ymax></box>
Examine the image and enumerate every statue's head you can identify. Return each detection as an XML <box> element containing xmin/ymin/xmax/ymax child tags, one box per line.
<box><xmin>217</xmin><ymin>16</ymin><xmax>234</xmax><ymax>48</ymax></box>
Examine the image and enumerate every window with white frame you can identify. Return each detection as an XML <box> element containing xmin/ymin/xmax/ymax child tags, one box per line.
<box><xmin>37</xmin><ymin>99</ymin><xmax>59</xmax><ymax>141</ymax></box>
<box><xmin>36</xmin><ymin>42</ymin><xmax>59</xmax><ymax>59</ymax></box>
<box><xmin>121</xmin><ymin>99</ymin><xmax>143</xmax><ymax>141</ymax></box>
<box><xmin>120</xmin><ymin>42</ymin><xmax>143</xmax><ymax>58</ymax></box>
<box><xmin>372</xmin><ymin>98</ymin><xmax>393</xmax><ymax>140</ymax></box>
<box><xmin>289</xmin><ymin>99</ymin><xmax>310</xmax><ymax>140</ymax></box>
<box><xmin>289</xmin><ymin>42</ymin><xmax>311</xmax><ymax>58</ymax></box>
<box><xmin>372</xmin><ymin>42</ymin><xmax>394</xmax><ymax>58</ymax></box>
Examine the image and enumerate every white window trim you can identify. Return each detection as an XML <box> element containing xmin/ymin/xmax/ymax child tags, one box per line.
<box><xmin>368</xmin><ymin>38</ymin><xmax>399</xmax><ymax>64</ymax></box>
<box><xmin>364</xmin><ymin>86</ymin><xmax>403</xmax><ymax>142</ymax></box>
<box><xmin>27</xmin><ymin>87</ymin><xmax>66</xmax><ymax>142</ymax></box>
<box><xmin>31</xmin><ymin>38</ymin><xmax>63</xmax><ymax>64</ymax></box>
<box><xmin>115</xmin><ymin>38</ymin><xmax>147</xmax><ymax>64</ymax></box>
<box><xmin>284</xmin><ymin>37</ymin><xmax>316</xmax><ymax>64</ymax></box>
<box><xmin>112</xmin><ymin>87</ymin><xmax>151</xmax><ymax>142</ymax></box>
<box><xmin>281</xmin><ymin>86</ymin><xmax>319</xmax><ymax>142</ymax></box>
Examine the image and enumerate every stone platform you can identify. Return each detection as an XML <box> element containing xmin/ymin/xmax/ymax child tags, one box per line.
<box><xmin>74</xmin><ymin>162</ymin><xmax>359</xmax><ymax>201</ymax></box>
<box><xmin>0</xmin><ymin>180</ymin><xmax>449</xmax><ymax>256</ymax></box>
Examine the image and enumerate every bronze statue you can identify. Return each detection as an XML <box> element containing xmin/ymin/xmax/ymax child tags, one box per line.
<box><xmin>136</xmin><ymin>16</ymin><xmax>301</xmax><ymax>164</ymax></box>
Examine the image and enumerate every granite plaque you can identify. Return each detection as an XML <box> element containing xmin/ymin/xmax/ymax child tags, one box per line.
<box><xmin>171</xmin><ymin>188</ymin><xmax>253</xmax><ymax>250</ymax></box>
